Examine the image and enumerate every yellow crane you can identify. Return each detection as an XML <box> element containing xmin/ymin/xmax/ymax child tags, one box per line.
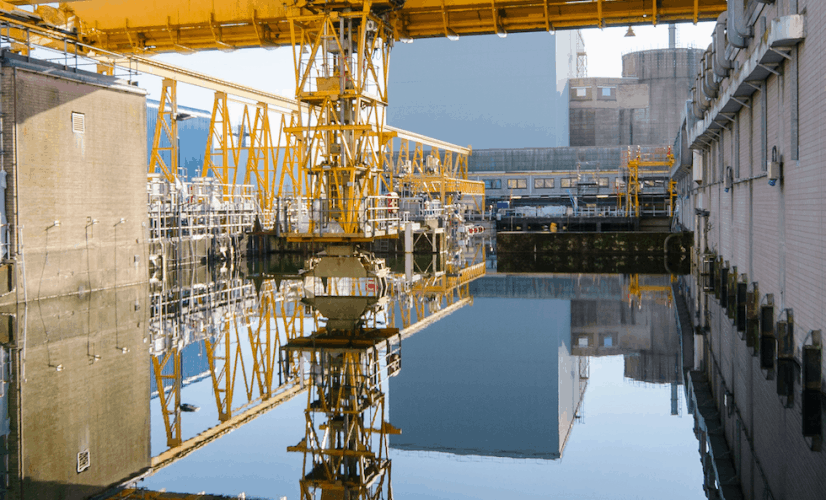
<box><xmin>3</xmin><ymin>1</ymin><xmax>726</xmax><ymax>54</ymax></box>
<box><xmin>0</xmin><ymin>0</ymin><xmax>723</xmax><ymax>245</ymax></box>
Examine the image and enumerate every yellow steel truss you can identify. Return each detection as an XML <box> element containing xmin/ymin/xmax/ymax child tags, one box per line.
<box><xmin>388</xmin><ymin>136</ymin><xmax>485</xmax><ymax>212</ymax></box>
<box><xmin>285</xmin><ymin>340</ymin><xmax>398</xmax><ymax>500</ymax></box>
<box><xmin>281</xmin><ymin>4</ymin><xmax>399</xmax><ymax>241</ymax></box>
<box><xmin>148</xmin><ymin>78</ymin><xmax>179</xmax><ymax>183</ymax></box>
<box><xmin>622</xmin><ymin>146</ymin><xmax>675</xmax><ymax>218</ymax></box>
<box><xmin>152</xmin><ymin>347</ymin><xmax>182</xmax><ymax>447</ymax></box>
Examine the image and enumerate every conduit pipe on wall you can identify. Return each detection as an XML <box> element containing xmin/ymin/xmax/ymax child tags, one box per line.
<box><xmin>690</xmin><ymin>90</ymin><xmax>705</xmax><ymax>120</ymax></box>
<box><xmin>713</xmin><ymin>12</ymin><xmax>731</xmax><ymax>78</ymax></box>
<box><xmin>695</xmin><ymin>76</ymin><xmax>711</xmax><ymax>110</ymax></box>
<box><xmin>727</xmin><ymin>0</ymin><xmax>752</xmax><ymax>48</ymax></box>
<box><xmin>702</xmin><ymin>50</ymin><xmax>718</xmax><ymax>99</ymax></box>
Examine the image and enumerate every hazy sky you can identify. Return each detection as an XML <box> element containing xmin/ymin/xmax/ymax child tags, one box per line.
<box><xmin>581</xmin><ymin>22</ymin><xmax>715</xmax><ymax>78</ymax></box>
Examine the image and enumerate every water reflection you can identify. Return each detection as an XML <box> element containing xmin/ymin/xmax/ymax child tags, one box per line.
<box><xmin>390</xmin><ymin>273</ymin><xmax>680</xmax><ymax>462</ymax></box>
<box><xmin>0</xmin><ymin>284</ymin><xmax>151</xmax><ymax>499</ymax></box>
<box><xmin>2</xmin><ymin>242</ymin><xmax>781</xmax><ymax>499</ymax></box>
<box><xmin>681</xmin><ymin>271</ymin><xmax>826</xmax><ymax>500</ymax></box>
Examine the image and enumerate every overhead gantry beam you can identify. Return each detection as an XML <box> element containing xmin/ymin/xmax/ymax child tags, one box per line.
<box><xmin>13</xmin><ymin>0</ymin><xmax>725</xmax><ymax>54</ymax></box>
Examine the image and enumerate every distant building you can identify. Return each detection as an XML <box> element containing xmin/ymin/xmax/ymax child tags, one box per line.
<box><xmin>389</xmin><ymin>296</ymin><xmax>585</xmax><ymax>460</ymax></box>
<box><xmin>569</xmin><ymin>49</ymin><xmax>703</xmax><ymax>147</ymax></box>
<box><xmin>467</xmin><ymin>47</ymin><xmax>703</xmax><ymax>207</ymax></box>
<box><xmin>387</xmin><ymin>32</ymin><xmax>569</xmax><ymax>149</ymax></box>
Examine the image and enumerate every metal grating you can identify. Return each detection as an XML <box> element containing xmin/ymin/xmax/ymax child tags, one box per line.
<box><xmin>71</xmin><ymin>112</ymin><xmax>85</xmax><ymax>134</ymax></box>
<box><xmin>76</xmin><ymin>449</ymin><xmax>90</xmax><ymax>473</ymax></box>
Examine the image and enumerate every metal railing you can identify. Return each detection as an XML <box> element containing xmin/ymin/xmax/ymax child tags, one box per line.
<box><xmin>147</xmin><ymin>176</ymin><xmax>258</xmax><ymax>243</ymax></box>
<box><xmin>280</xmin><ymin>194</ymin><xmax>401</xmax><ymax>237</ymax></box>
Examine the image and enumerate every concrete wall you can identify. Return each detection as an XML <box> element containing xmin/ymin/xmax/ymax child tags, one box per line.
<box><xmin>698</xmin><ymin>288</ymin><xmax>826</xmax><ymax>500</ymax></box>
<box><xmin>677</xmin><ymin>0</ymin><xmax>825</xmax><ymax>383</ymax></box>
<box><xmin>674</xmin><ymin>1</ymin><xmax>826</xmax><ymax>497</ymax></box>
<box><xmin>621</xmin><ymin>49</ymin><xmax>704</xmax><ymax>146</ymax></box>
<box><xmin>6</xmin><ymin>285</ymin><xmax>150</xmax><ymax>499</ymax></box>
<box><xmin>0</xmin><ymin>54</ymin><xmax>148</xmax><ymax>304</ymax></box>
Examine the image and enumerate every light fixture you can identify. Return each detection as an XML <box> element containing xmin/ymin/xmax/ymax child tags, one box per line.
<box><xmin>625</xmin><ymin>26</ymin><xmax>636</xmax><ymax>37</ymax></box>
<box><xmin>445</xmin><ymin>27</ymin><xmax>459</xmax><ymax>41</ymax></box>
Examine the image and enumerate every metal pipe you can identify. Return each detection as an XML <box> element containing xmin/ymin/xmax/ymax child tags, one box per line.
<box><xmin>702</xmin><ymin>49</ymin><xmax>718</xmax><ymax>97</ymax></box>
<box><xmin>726</xmin><ymin>0</ymin><xmax>751</xmax><ymax>49</ymax></box>
<box><xmin>713</xmin><ymin>12</ymin><xmax>731</xmax><ymax>78</ymax></box>
<box><xmin>695</xmin><ymin>77</ymin><xmax>711</xmax><ymax>111</ymax></box>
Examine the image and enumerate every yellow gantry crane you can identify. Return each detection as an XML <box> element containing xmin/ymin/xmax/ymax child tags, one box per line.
<box><xmin>621</xmin><ymin>145</ymin><xmax>675</xmax><ymax>218</ymax></box>
<box><xmin>0</xmin><ymin>0</ymin><xmax>723</xmax><ymax>244</ymax></box>
<box><xmin>3</xmin><ymin>1</ymin><xmax>727</xmax><ymax>53</ymax></box>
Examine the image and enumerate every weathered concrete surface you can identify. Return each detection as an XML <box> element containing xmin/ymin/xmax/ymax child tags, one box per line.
<box><xmin>569</xmin><ymin>48</ymin><xmax>703</xmax><ymax>147</ymax></box>
<box><xmin>496</xmin><ymin>231</ymin><xmax>693</xmax><ymax>256</ymax></box>
<box><xmin>0</xmin><ymin>54</ymin><xmax>148</xmax><ymax>305</ymax></box>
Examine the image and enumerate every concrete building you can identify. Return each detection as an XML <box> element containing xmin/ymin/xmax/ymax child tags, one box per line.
<box><xmin>683</xmin><ymin>283</ymin><xmax>826</xmax><ymax>500</ymax></box>
<box><xmin>465</xmin><ymin>46</ymin><xmax>702</xmax><ymax>209</ymax></box>
<box><xmin>569</xmin><ymin>48</ymin><xmax>703</xmax><ymax>147</ymax></box>
<box><xmin>387</xmin><ymin>32</ymin><xmax>568</xmax><ymax>149</ymax></box>
<box><xmin>670</xmin><ymin>2</ymin><xmax>826</xmax><ymax>497</ymax></box>
<box><xmin>470</xmin><ymin>274</ymin><xmax>682</xmax><ymax>382</ymax></box>
<box><xmin>0</xmin><ymin>53</ymin><xmax>148</xmax><ymax>304</ymax></box>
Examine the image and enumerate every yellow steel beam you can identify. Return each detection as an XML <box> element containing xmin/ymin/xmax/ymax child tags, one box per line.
<box><xmin>42</xmin><ymin>0</ymin><xmax>725</xmax><ymax>54</ymax></box>
<box><xmin>104</xmin><ymin>55</ymin><xmax>301</xmax><ymax>112</ymax></box>
<box><xmin>150</xmin><ymin>383</ymin><xmax>305</xmax><ymax>471</ymax></box>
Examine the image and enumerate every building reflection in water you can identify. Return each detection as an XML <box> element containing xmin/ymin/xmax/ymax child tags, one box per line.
<box><xmin>6</xmin><ymin>242</ymin><xmax>819</xmax><ymax>499</ymax></box>
<box><xmin>389</xmin><ymin>273</ymin><xmax>681</xmax><ymax>461</ymax></box>
<box><xmin>0</xmin><ymin>284</ymin><xmax>151</xmax><ymax>499</ymax></box>
<box><xmin>0</xmin><ymin>240</ymin><xmax>487</xmax><ymax>499</ymax></box>
<box><xmin>679</xmin><ymin>270</ymin><xmax>826</xmax><ymax>500</ymax></box>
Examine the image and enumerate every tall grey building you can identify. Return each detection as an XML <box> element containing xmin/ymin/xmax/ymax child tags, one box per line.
<box><xmin>387</xmin><ymin>32</ymin><xmax>569</xmax><ymax>149</ymax></box>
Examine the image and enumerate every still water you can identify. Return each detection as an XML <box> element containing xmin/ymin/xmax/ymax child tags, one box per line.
<box><xmin>3</xmin><ymin>246</ymin><xmax>820</xmax><ymax>499</ymax></box>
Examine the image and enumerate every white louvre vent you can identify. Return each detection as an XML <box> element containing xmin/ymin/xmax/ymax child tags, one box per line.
<box><xmin>71</xmin><ymin>112</ymin><xmax>85</xmax><ymax>134</ymax></box>
<box><xmin>77</xmin><ymin>449</ymin><xmax>90</xmax><ymax>473</ymax></box>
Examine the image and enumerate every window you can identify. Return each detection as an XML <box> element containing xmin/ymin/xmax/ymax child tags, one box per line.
<box><xmin>599</xmin><ymin>332</ymin><xmax>618</xmax><ymax>348</ymax></box>
<box><xmin>534</xmin><ymin>178</ymin><xmax>554</xmax><ymax>189</ymax></box>
<box><xmin>578</xmin><ymin>336</ymin><xmax>589</xmax><ymax>347</ymax></box>
<box><xmin>507</xmin><ymin>178</ymin><xmax>527</xmax><ymax>189</ymax></box>
<box><xmin>598</xmin><ymin>177</ymin><xmax>609</xmax><ymax>187</ymax></box>
<box><xmin>576</xmin><ymin>88</ymin><xmax>587</xmax><ymax>97</ymax></box>
<box><xmin>561</xmin><ymin>178</ymin><xmax>577</xmax><ymax>188</ymax></box>
<box><xmin>484</xmin><ymin>179</ymin><xmax>501</xmax><ymax>189</ymax></box>
<box><xmin>597</xmin><ymin>86</ymin><xmax>616</xmax><ymax>101</ymax></box>
<box><xmin>71</xmin><ymin>112</ymin><xmax>85</xmax><ymax>134</ymax></box>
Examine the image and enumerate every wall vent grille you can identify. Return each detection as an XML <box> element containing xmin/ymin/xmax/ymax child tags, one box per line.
<box><xmin>71</xmin><ymin>112</ymin><xmax>85</xmax><ymax>134</ymax></box>
<box><xmin>77</xmin><ymin>449</ymin><xmax>90</xmax><ymax>473</ymax></box>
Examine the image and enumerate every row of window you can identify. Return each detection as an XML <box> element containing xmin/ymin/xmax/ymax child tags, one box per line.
<box><xmin>572</xmin><ymin>86</ymin><xmax>616</xmax><ymax>99</ymax></box>
<box><xmin>485</xmin><ymin>177</ymin><xmax>612</xmax><ymax>190</ymax></box>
